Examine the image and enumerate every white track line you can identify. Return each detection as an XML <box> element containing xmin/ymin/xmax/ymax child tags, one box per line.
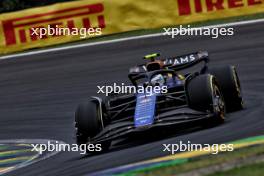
<box><xmin>0</xmin><ymin>139</ymin><xmax>65</xmax><ymax>175</ymax></box>
<box><xmin>1</xmin><ymin>18</ymin><xmax>264</xmax><ymax>60</ymax></box>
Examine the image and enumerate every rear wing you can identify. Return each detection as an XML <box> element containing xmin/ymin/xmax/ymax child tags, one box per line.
<box><xmin>129</xmin><ymin>51</ymin><xmax>209</xmax><ymax>74</ymax></box>
<box><xmin>163</xmin><ymin>51</ymin><xmax>209</xmax><ymax>71</ymax></box>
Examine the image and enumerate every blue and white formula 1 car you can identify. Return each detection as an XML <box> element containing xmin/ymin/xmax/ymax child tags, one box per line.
<box><xmin>74</xmin><ymin>51</ymin><xmax>243</xmax><ymax>151</ymax></box>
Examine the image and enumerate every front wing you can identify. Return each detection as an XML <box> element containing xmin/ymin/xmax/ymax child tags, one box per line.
<box><xmin>90</xmin><ymin>107</ymin><xmax>214</xmax><ymax>144</ymax></box>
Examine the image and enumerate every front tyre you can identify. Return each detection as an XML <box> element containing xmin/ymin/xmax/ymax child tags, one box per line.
<box><xmin>75</xmin><ymin>101</ymin><xmax>111</xmax><ymax>152</ymax></box>
<box><xmin>187</xmin><ymin>74</ymin><xmax>226</xmax><ymax>125</ymax></box>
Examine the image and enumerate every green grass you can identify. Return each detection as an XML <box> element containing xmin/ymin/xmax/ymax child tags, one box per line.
<box><xmin>208</xmin><ymin>162</ymin><xmax>264</xmax><ymax>176</ymax></box>
<box><xmin>124</xmin><ymin>144</ymin><xmax>264</xmax><ymax>176</ymax></box>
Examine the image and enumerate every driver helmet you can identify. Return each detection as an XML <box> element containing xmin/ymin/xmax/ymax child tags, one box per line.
<box><xmin>151</xmin><ymin>74</ymin><xmax>165</xmax><ymax>86</ymax></box>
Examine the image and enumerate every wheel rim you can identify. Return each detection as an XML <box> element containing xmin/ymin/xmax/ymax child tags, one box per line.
<box><xmin>232</xmin><ymin>67</ymin><xmax>243</xmax><ymax>107</ymax></box>
<box><xmin>212</xmin><ymin>84</ymin><xmax>225</xmax><ymax>120</ymax></box>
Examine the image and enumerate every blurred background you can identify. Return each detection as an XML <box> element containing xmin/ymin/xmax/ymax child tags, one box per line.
<box><xmin>0</xmin><ymin>0</ymin><xmax>76</xmax><ymax>13</ymax></box>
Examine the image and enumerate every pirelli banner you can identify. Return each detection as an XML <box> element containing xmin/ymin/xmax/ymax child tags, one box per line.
<box><xmin>0</xmin><ymin>0</ymin><xmax>263</xmax><ymax>54</ymax></box>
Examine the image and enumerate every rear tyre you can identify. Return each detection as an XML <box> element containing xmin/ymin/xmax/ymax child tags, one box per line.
<box><xmin>75</xmin><ymin>101</ymin><xmax>111</xmax><ymax>152</ymax></box>
<box><xmin>208</xmin><ymin>65</ymin><xmax>243</xmax><ymax>112</ymax></box>
<box><xmin>187</xmin><ymin>74</ymin><xmax>226</xmax><ymax>125</ymax></box>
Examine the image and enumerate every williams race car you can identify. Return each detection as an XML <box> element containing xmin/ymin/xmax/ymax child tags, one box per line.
<box><xmin>74</xmin><ymin>51</ymin><xmax>243</xmax><ymax>151</ymax></box>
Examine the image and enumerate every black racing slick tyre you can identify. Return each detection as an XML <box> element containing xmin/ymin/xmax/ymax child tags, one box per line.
<box><xmin>187</xmin><ymin>74</ymin><xmax>226</xmax><ymax>125</ymax></box>
<box><xmin>208</xmin><ymin>65</ymin><xmax>243</xmax><ymax>112</ymax></box>
<box><xmin>75</xmin><ymin>101</ymin><xmax>111</xmax><ymax>152</ymax></box>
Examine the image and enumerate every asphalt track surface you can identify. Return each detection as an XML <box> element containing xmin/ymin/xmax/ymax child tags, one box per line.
<box><xmin>1</xmin><ymin>22</ymin><xmax>264</xmax><ymax>176</ymax></box>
